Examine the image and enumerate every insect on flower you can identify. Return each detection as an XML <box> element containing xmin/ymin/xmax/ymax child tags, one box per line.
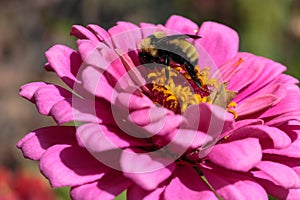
<box><xmin>138</xmin><ymin>32</ymin><xmax>206</xmax><ymax>90</ymax></box>
<box><xmin>17</xmin><ymin>15</ymin><xmax>300</xmax><ymax>200</ymax></box>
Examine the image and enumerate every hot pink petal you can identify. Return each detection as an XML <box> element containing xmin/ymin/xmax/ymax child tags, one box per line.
<box><xmin>45</xmin><ymin>44</ymin><xmax>82</xmax><ymax>88</ymax></box>
<box><xmin>252</xmin><ymin>155</ymin><xmax>300</xmax><ymax>197</ymax></box>
<box><xmin>70</xmin><ymin>25</ymin><xmax>100</xmax><ymax>41</ymax></box>
<box><xmin>114</xmin><ymin>92</ymin><xmax>154</xmax><ymax>111</ymax></box>
<box><xmin>218</xmin><ymin>54</ymin><xmax>244</xmax><ymax>82</ymax></box>
<box><xmin>183</xmin><ymin>103</ymin><xmax>235</xmax><ymax>157</ymax></box>
<box><xmin>127</xmin><ymin>184</ymin><xmax>166</xmax><ymax>200</ymax></box>
<box><xmin>251</xmin><ymin>173</ymin><xmax>290</xmax><ymax>199</ymax></box>
<box><xmin>143</xmin><ymin>114</ymin><xmax>183</xmax><ymax>138</ymax></box>
<box><xmin>19</xmin><ymin>82</ymin><xmax>48</xmax><ymax>103</ymax></box>
<box><xmin>128</xmin><ymin>106</ymin><xmax>169</xmax><ymax>126</ymax></box>
<box><xmin>165</xmin><ymin>129</ymin><xmax>213</xmax><ymax>154</ymax></box>
<box><xmin>225</xmin><ymin>119</ymin><xmax>264</xmax><ymax>136</ymax></box>
<box><xmin>255</xmin><ymin>161</ymin><xmax>300</xmax><ymax>189</ymax></box>
<box><xmin>279</xmin><ymin>120</ymin><xmax>300</xmax><ymax>140</ymax></box>
<box><xmin>34</xmin><ymin>84</ymin><xmax>72</xmax><ymax>115</ymax></box>
<box><xmin>108</xmin><ymin>21</ymin><xmax>142</xmax><ymax>52</ymax></box>
<box><xmin>163</xmin><ymin>166</ymin><xmax>218</xmax><ymax>200</ymax></box>
<box><xmin>76</xmin><ymin>123</ymin><xmax>147</xmax><ymax>153</ymax></box>
<box><xmin>80</xmin><ymin>66</ymin><xmax>117</xmax><ymax>102</ymax></box>
<box><xmin>202</xmin><ymin>166</ymin><xmax>268</xmax><ymax>200</ymax></box>
<box><xmin>207</xmin><ymin>138</ymin><xmax>262</xmax><ymax>172</ymax></box>
<box><xmin>225</xmin><ymin>53</ymin><xmax>263</xmax><ymax>92</ymax></box>
<box><xmin>219</xmin><ymin>119</ymin><xmax>264</xmax><ymax>141</ymax></box>
<box><xmin>49</xmin><ymin>98</ymin><xmax>75</xmax><ymax>125</ymax></box>
<box><xmin>259</xmin><ymin>89</ymin><xmax>300</xmax><ymax>118</ymax></box>
<box><xmin>40</xmin><ymin>144</ymin><xmax>111</xmax><ymax>187</ymax></box>
<box><xmin>183</xmin><ymin>103</ymin><xmax>234</xmax><ymax>134</ymax></box>
<box><xmin>70</xmin><ymin>171</ymin><xmax>132</xmax><ymax>200</ymax></box>
<box><xmin>121</xmin><ymin>150</ymin><xmax>176</xmax><ymax>191</ymax></box>
<box><xmin>77</xmin><ymin>39</ymin><xmax>103</xmax><ymax>66</ymax></box>
<box><xmin>165</xmin><ymin>15</ymin><xmax>199</xmax><ymax>35</ymax></box>
<box><xmin>198</xmin><ymin>21</ymin><xmax>239</xmax><ymax>67</ymax></box>
<box><xmin>264</xmin><ymin>139</ymin><xmax>300</xmax><ymax>158</ymax></box>
<box><xmin>266</xmin><ymin>110</ymin><xmax>300</xmax><ymax>126</ymax></box>
<box><xmin>116</xmin><ymin>49</ymin><xmax>148</xmax><ymax>88</ymax></box>
<box><xmin>77</xmin><ymin>39</ymin><xmax>126</xmax><ymax>85</ymax></box>
<box><xmin>227</xmin><ymin>125</ymin><xmax>291</xmax><ymax>149</ymax></box>
<box><xmin>218</xmin><ymin>55</ymin><xmax>244</xmax><ymax>82</ymax></box>
<box><xmin>286</xmin><ymin>188</ymin><xmax>300</xmax><ymax>199</ymax></box>
<box><xmin>232</xmin><ymin>118</ymin><xmax>264</xmax><ymax>129</ymax></box>
<box><xmin>17</xmin><ymin>126</ymin><xmax>77</xmax><ymax>160</ymax></box>
<box><xmin>248</xmin><ymin>83</ymin><xmax>287</xmax><ymax>105</ymax></box>
<box><xmin>236</xmin><ymin>94</ymin><xmax>278</xmax><ymax>117</ymax></box>
<box><xmin>139</xmin><ymin>22</ymin><xmax>157</xmax><ymax>38</ymax></box>
<box><xmin>78</xmin><ymin>39</ymin><xmax>127</xmax><ymax>86</ymax></box>
<box><xmin>49</xmin><ymin>97</ymin><xmax>115</xmax><ymax>125</ymax></box>
<box><xmin>234</xmin><ymin>53</ymin><xmax>286</xmax><ymax>102</ymax></box>
<box><xmin>150</xmin><ymin>128</ymin><xmax>210</xmax><ymax>161</ymax></box>
<box><xmin>80</xmin><ymin>51</ymin><xmax>135</xmax><ymax>97</ymax></box>
<box><xmin>274</xmin><ymin>73</ymin><xmax>299</xmax><ymax>85</ymax></box>
<box><xmin>87</xmin><ymin>24</ymin><xmax>113</xmax><ymax>46</ymax></box>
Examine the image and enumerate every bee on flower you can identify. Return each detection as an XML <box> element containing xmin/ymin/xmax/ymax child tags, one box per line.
<box><xmin>18</xmin><ymin>15</ymin><xmax>300</xmax><ymax>200</ymax></box>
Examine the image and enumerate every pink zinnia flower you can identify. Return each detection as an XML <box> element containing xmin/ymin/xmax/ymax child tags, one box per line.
<box><xmin>17</xmin><ymin>15</ymin><xmax>300</xmax><ymax>200</ymax></box>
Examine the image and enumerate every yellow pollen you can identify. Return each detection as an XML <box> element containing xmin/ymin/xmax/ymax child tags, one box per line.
<box><xmin>223</xmin><ymin>135</ymin><xmax>230</xmax><ymax>140</ymax></box>
<box><xmin>227</xmin><ymin>101</ymin><xmax>237</xmax><ymax>108</ymax></box>
<box><xmin>227</xmin><ymin>109</ymin><xmax>238</xmax><ymax>119</ymax></box>
<box><xmin>166</xmin><ymin>95</ymin><xmax>177</xmax><ymax>101</ymax></box>
<box><xmin>227</xmin><ymin>101</ymin><xmax>238</xmax><ymax>119</ymax></box>
<box><xmin>148</xmin><ymin>67</ymin><xmax>178</xmax><ymax>84</ymax></box>
<box><xmin>146</xmin><ymin>65</ymin><xmax>237</xmax><ymax>116</ymax></box>
<box><xmin>148</xmin><ymin>68</ymin><xmax>205</xmax><ymax>113</ymax></box>
<box><xmin>196</xmin><ymin>67</ymin><xmax>219</xmax><ymax>88</ymax></box>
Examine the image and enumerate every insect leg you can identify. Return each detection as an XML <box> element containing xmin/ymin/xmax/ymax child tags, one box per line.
<box><xmin>184</xmin><ymin>62</ymin><xmax>202</xmax><ymax>87</ymax></box>
<box><xmin>163</xmin><ymin>55</ymin><xmax>170</xmax><ymax>82</ymax></box>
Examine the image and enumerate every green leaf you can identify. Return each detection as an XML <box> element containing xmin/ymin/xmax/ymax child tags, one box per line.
<box><xmin>114</xmin><ymin>190</ymin><xmax>127</xmax><ymax>200</ymax></box>
<box><xmin>268</xmin><ymin>194</ymin><xmax>278</xmax><ymax>200</ymax></box>
<box><xmin>62</xmin><ymin>121</ymin><xmax>85</xmax><ymax>127</ymax></box>
<box><xmin>54</xmin><ymin>187</ymin><xmax>71</xmax><ymax>200</ymax></box>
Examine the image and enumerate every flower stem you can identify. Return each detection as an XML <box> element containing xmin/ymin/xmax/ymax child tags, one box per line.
<box><xmin>194</xmin><ymin>167</ymin><xmax>223</xmax><ymax>200</ymax></box>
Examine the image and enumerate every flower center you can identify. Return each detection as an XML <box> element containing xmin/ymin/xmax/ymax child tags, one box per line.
<box><xmin>144</xmin><ymin>64</ymin><xmax>238</xmax><ymax>117</ymax></box>
<box><xmin>144</xmin><ymin>66</ymin><xmax>202</xmax><ymax>114</ymax></box>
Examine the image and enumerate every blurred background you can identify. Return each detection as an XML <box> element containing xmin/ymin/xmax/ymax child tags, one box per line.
<box><xmin>0</xmin><ymin>0</ymin><xmax>299</xmax><ymax>199</ymax></box>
